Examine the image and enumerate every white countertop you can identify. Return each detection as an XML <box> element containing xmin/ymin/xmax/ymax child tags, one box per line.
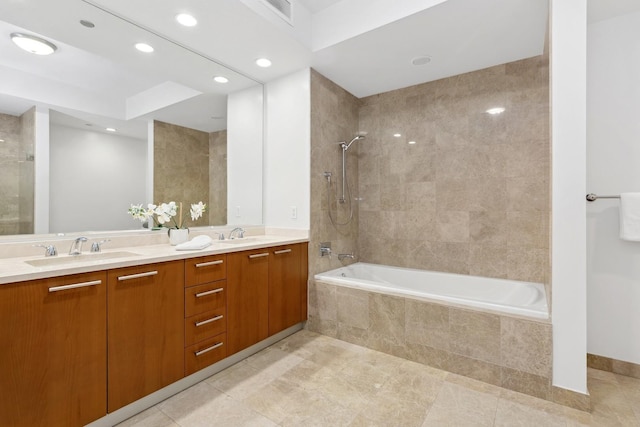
<box><xmin>0</xmin><ymin>234</ymin><xmax>308</xmax><ymax>285</ymax></box>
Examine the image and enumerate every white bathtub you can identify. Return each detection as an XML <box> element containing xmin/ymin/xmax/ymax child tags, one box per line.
<box><xmin>314</xmin><ymin>263</ymin><xmax>549</xmax><ymax>320</ymax></box>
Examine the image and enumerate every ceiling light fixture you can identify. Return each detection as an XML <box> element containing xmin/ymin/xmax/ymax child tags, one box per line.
<box><xmin>214</xmin><ymin>76</ymin><xmax>229</xmax><ymax>83</ymax></box>
<box><xmin>176</xmin><ymin>13</ymin><xmax>197</xmax><ymax>27</ymax></box>
<box><xmin>135</xmin><ymin>43</ymin><xmax>154</xmax><ymax>53</ymax></box>
<box><xmin>10</xmin><ymin>32</ymin><xmax>57</xmax><ymax>55</ymax></box>
<box><xmin>105</xmin><ymin>127</ymin><xmax>116</xmax><ymax>132</ymax></box>
<box><xmin>393</xmin><ymin>133</ymin><xmax>402</xmax><ymax>138</ymax></box>
<box><xmin>411</xmin><ymin>55</ymin><xmax>431</xmax><ymax>66</ymax></box>
<box><xmin>256</xmin><ymin>58</ymin><xmax>272</xmax><ymax>68</ymax></box>
<box><xmin>408</xmin><ymin>141</ymin><xmax>417</xmax><ymax>145</ymax></box>
<box><xmin>486</xmin><ymin>107</ymin><xmax>506</xmax><ymax>115</ymax></box>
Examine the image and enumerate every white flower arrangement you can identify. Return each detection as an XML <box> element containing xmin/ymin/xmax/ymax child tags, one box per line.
<box><xmin>128</xmin><ymin>201</ymin><xmax>207</xmax><ymax>229</ymax></box>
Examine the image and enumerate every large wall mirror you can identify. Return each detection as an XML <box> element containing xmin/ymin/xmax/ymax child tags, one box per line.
<box><xmin>0</xmin><ymin>0</ymin><xmax>264</xmax><ymax>238</ymax></box>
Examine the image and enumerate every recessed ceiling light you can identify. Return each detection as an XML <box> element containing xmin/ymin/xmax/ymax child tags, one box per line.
<box><xmin>135</xmin><ymin>43</ymin><xmax>154</xmax><ymax>53</ymax></box>
<box><xmin>176</xmin><ymin>13</ymin><xmax>197</xmax><ymax>27</ymax></box>
<box><xmin>393</xmin><ymin>133</ymin><xmax>402</xmax><ymax>138</ymax></box>
<box><xmin>105</xmin><ymin>127</ymin><xmax>116</xmax><ymax>132</ymax></box>
<box><xmin>0</xmin><ymin>139</ymin><xmax>5</xmax><ymax>142</ymax></box>
<box><xmin>255</xmin><ymin>58</ymin><xmax>272</xmax><ymax>68</ymax></box>
<box><xmin>408</xmin><ymin>140</ymin><xmax>417</xmax><ymax>145</ymax></box>
<box><xmin>486</xmin><ymin>107</ymin><xmax>506</xmax><ymax>115</ymax></box>
<box><xmin>214</xmin><ymin>76</ymin><xmax>229</xmax><ymax>83</ymax></box>
<box><xmin>10</xmin><ymin>32</ymin><xmax>57</xmax><ymax>55</ymax></box>
<box><xmin>80</xmin><ymin>20</ymin><xmax>95</xmax><ymax>28</ymax></box>
<box><xmin>411</xmin><ymin>55</ymin><xmax>431</xmax><ymax>66</ymax></box>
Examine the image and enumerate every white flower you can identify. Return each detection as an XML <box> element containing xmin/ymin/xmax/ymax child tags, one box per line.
<box><xmin>128</xmin><ymin>204</ymin><xmax>153</xmax><ymax>222</ymax></box>
<box><xmin>190</xmin><ymin>202</ymin><xmax>206</xmax><ymax>221</ymax></box>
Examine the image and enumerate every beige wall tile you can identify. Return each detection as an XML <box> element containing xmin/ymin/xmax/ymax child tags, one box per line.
<box><xmin>500</xmin><ymin>367</ymin><xmax>550</xmax><ymax>400</ymax></box>
<box><xmin>500</xmin><ymin>317</ymin><xmax>552</xmax><ymax>378</ymax></box>
<box><xmin>337</xmin><ymin>287</ymin><xmax>369</xmax><ymax>329</ymax></box>
<box><xmin>449</xmin><ymin>308</ymin><xmax>501</xmax><ymax>364</ymax></box>
<box><xmin>405</xmin><ymin>300</ymin><xmax>450</xmax><ymax>350</ymax></box>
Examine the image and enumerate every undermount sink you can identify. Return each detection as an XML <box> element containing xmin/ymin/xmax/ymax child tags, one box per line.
<box><xmin>25</xmin><ymin>251</ymin><xmax>140</xmax><ymax>267</ymax></box>
<box><xmin>217</xmin><ymin>238</ymin><xmax>257</xmax><ymax>244</ymax></box>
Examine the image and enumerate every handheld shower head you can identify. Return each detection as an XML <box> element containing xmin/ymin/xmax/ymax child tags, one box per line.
<box><xmin>341</xmin><ymin>134</ymin><xmax>365</xmax><ymax>151</ymax></box>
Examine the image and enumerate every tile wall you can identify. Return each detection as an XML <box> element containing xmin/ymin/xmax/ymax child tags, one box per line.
<box><xmin>154</xmin><ymin>120</ymin><xmax>210</xmax><ymax>225</ymax></box>
<box><xmin>357</xmin><ymin>56</ymin><xmax>550</xmax><ymax>284</ymax></box>
<box><xmin>308</xmin><ymin>70</ymin><xmax>360</xmax><ymax>281</ymax></box>
<box><xmin>0</xmin><ymin>110</ymin><xmax>34</xmax><ymax>235</ymax></box>
<box><xmin>208</xmin><ymin>130</ymin><xmax>227</xmax><ymax>225</ymax></box>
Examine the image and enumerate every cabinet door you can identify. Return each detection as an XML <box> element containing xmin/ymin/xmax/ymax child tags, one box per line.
<box><xmin>227</xmin><ymin>249</ymin><xmax>269</xmax><ymax>355</ymax></box>
<box><xmin>0</xmin><ymin>272</ymin><xmax>107</xmax><ymax>427</ymax></box>
<box><xmin>268</xmin><ymin>244</ymin><xmax>303</xmax><ymax>335</ymax></box>
<box><xmin>107</xmin><ymin>261</ymin><xmax>184</xmax><ymax>412</ymax></box>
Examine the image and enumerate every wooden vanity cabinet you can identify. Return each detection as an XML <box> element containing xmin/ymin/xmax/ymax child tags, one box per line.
<box><xmin>268</xmin><ymin>243</ymin><xmax>304</xmax><ymax>335</ymax></box>
<box><xmin>107</xmin><ymin>260</ymin><xmax>185</xmax><ymax>412</ymax></box>
<box><xmin>0</xmin><ymin>271</ymin><xmax>107</xmax><ymax>427</ymax></box>
<box><xmin>227</xmin><ymin>248</ymin><xmax>270</xmax><ymax>355</ymax></box>
<box><xmin>184</xmin><ymin>255</ymin><xmax>227</xmax><ymax>375</ymax></box>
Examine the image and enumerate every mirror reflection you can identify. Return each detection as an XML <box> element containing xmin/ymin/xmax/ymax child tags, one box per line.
<box><xmin>0</xmin><ymin>0</ymin><xmax>264</xmax><ymax>237</ymax></box>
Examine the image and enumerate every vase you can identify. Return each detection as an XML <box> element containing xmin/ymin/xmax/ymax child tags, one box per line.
<box><xmin>169</xmin><ymin>228</ymin><xmax>189</xmax><ymax>246</ymax></box>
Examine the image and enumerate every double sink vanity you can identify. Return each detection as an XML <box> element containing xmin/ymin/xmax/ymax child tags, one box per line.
<box><xmin>0</xmin><ymin>230</ymin><xmax>309</xmax><ymax>427</ymax></box>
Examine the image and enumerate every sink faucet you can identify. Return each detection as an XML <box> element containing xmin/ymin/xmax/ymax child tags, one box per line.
<box><xmin>228</xmin><ymin>227</ymin><xmax>245</xmax><ymax>239</ymax></box>
<box><xmin>69</xmin><ymin>237</ymin><xmax>88</xmax><ymax>255</ymax></box>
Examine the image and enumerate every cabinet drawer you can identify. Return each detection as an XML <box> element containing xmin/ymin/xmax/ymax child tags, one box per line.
<box><xmin>185</xmin><ymin>255</ymin><xmax>226</xmax><ymax>287</ymax></box>
<box><xmin>185</xmin><ymin>309</ymin><xmax>226</xmax><ymax>347</ymax></box>
<box><xmin>185</xmin><ymin>333</ymin><xmax>226</xmax><ymax>376</ymax></box>
<box><xmin>185</xmin><ymin>281</ymin><xmax>226</xmax><ymax>317</ymax></box>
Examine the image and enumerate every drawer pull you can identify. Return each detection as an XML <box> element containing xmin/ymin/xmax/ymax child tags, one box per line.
<box><xmin>49</xmin><ymin>280</ymin><xmax>101</xmax><ymax>292</ymax></box>
<box><xmin>274</xmin><ymin>249</ymin><xmax>292</xmax><ymax>255</ymax></box>
<box><xmin>195</xmin><ymin>260</ymin><xmax>224</xmax><ymax>268</ymax></box>
<box><xmin>248</xmin><ymin>253</ymin><xmax>269</xmax><ymax>259</ymax></box>
<box><xmin>195</xmin><ymin>342</ymin><xmax>223</xmax><ymax>356</ymax></box>
<box><xmin>117</xmin><ymin>271</ymin><xmax>158</xmax><ymax>281</ymax></box>
<box><xmin>195</xmin><ymin>287</ymin><xmax>224</xmax><ymax>298</ymax></box>
<box><xmin>195</xmin><ymin>315</ymin><xmax>224</xmax><ymax>327</ymax></box>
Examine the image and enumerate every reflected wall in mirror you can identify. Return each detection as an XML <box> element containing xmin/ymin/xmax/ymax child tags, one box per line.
<box><xmin>0</xmin><ymin>0</ymin><xmax>264</xmax><ymax>237</ymax></box>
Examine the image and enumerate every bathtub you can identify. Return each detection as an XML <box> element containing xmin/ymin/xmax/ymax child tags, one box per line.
<box><xmin>314</xmin><ymin>262</ymin><xmax>549</xmax><ymax>320</ymax></box>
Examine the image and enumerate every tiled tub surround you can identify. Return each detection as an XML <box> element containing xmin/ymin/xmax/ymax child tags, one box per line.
<box><xmin>357</xmin><ymin>56</ymin><xmax>550</xmax><ymax>285</ymax></box>
<box><xmin>308</xmin><ymin>279</ymin><xmax>592</xmax><ymax>410</ymax></box>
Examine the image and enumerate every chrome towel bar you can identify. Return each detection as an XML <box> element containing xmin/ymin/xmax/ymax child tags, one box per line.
<box><xmin>586</xmin><ymin>193</ymin><xmax>620</xmax><ymax>202</ymax></box>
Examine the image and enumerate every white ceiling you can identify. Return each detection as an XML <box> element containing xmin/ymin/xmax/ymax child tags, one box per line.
<box><xmin>2</xmin><ymin>0</ymin><xmax>635</xmax><ymax>139</ymax></box>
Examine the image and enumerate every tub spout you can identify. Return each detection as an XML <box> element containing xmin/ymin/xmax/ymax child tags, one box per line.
<box><xmin>338</xmin><ymin>253</ymin><xmax>355</xmax><ymax>261</ymax></box>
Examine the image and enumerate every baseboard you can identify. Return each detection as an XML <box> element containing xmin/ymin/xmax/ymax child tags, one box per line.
<box><xmin>587</xmin><ymin>353</ymin><xmax>640</xmax><ymax>379</ymax></box>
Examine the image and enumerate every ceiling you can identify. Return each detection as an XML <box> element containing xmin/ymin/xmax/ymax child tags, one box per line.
<box><xmin>2</xmin><ymin>0</ymin><xmax>635</xmax><ymax>139</ymax></box>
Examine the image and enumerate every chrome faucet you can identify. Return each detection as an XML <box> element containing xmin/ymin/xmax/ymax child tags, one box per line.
<box><xmin>34</xmin><ymin>244</ymin><xmax>57</xmax><ymax>257</ymax></box>
<box><xmin>91</xmin><ymin>239</ymin><xmax>110</xmax><ymax>253</ymax></box>
<box><xmin>228</xmin><ymin>227</ymin><xmax>245</xmax><ymax>239</ymax></box>
<box><xmin>69</xmin><ymin>237</ymin><xmax>88</xmax><ymax>255</ymax></box>
<box><xmin>338</xmin><ymin>253</ymin><xmax>355</xmax><ymax>261</ymax></box>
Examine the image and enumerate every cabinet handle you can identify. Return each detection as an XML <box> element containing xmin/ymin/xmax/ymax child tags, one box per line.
<box><xmin>195</xmin><ymin>342</ymin><xmax>223</xmax><ymax>356</ymax></box>
<box><xmin>274</xmin><ymin>249</ymin><xmax>292</xmax><ymax>255</ymax></box>
<box><xmin>195</xmin><ymin>287</ymin><xmax>224</xmax><ymax>298</ymax></box>
<box><xmin>195</xmin><ymin>260</ymin><xmax>224</xmax><ymax>268</ymax></box>
<box><xmin>117</xmin><ymin>271</ymin><xmax>158</xmax><ymax>281</ymax></box>
<box><xmin>48</xmin><ymin>280</ymin><xmax>101</xmax><ymax>293</ymax></box>
<box><xmin>195</xmin><ymin>315</ymin><xmax>224</xmax><ymax>327</ymax></box>
<box><xmin>248</xmin><ymin>253</ymin><xmax>269</xmax><ymax>259</ymax></box>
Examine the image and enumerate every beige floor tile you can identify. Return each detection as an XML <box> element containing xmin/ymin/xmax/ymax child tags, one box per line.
<box><xmin>494</xmin><ymin>398</ymin><xmax>566</xmax><ymax>427</ymax></box>
<box><xmin>422</xmin><ymin>382</ymin><xmax>498</xmax><ymax>426</ymax></box>
<box><xmin>115</xmin><ymin>407</ymin><xmax>179</xmax><ymax>427</ymax></box>
<box><xmin>115</xmin><ymin>331</ymin><xmax>640</xmax><ymax>427</ymax></box>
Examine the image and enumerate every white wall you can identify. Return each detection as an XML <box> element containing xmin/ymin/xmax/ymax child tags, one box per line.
<box><xmin>263</xmin><ymin>69</ymin><xmax>311</xmax><ymax>230</ymax></box>
<box><xmin>551</xmin><ymin>0</ymin><xmax>588</xmax><ymax>393</ymax></box>
<box><xmin>227</xmin><ymin>84</ymin><xmax>264</xmax><ymax>225</ymax></box>
<box><xmin>587</xmin><ymin>10</ymin><xmax>640</xmax><ymax>365</ymax></box>
<box><xmin>49</xmin><ymin>125</ymin><xmax>147</xmax><ymax>233</ymax></box>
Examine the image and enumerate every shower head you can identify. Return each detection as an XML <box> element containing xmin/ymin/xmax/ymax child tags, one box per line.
<box><xmin>341</xmin><ymin>134</ymin><xmax>365</xmax><ymax>151</ymax></box>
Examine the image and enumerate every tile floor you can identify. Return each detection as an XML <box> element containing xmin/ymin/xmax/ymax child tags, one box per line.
<box><xmin>118</xmin><ymin>330</ymin><xmax>640</xmax><ymax>427</ymax></box>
